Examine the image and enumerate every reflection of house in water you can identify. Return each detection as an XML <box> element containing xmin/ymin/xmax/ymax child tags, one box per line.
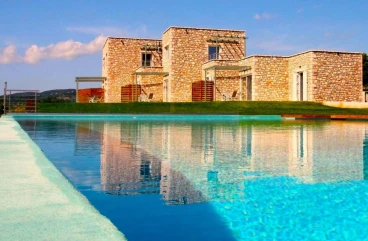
<box><xmin>363</xmin><ymin>128</ymin><xmax>368</xmax><ymax>180</ymax></box>
<box><xmin>302</xmin><ymin>122</ymin><xmax>364</xmax><ymax>183</ymax></box>
<box><xmin>100</xmin><ymin>122</ymin><xmax>205</xmax><ymax>204</ymax></box>
<box><xmin>288</xmin><ymin>126</ymin><xmax>314</xmax><ymax>180</ymax></box>
<box><xmin>75</xmin><ymin>122</ymin><xmax>104</xmax><ymax>156</ymax></box>
<box><xmin>160</xmin><ymin>123</ymin><xmax>207</xmax><ymax>205</ymax></box>
<box><xmin>100</xmin><ymin>122</ymin><xmax>161</xmax><ymax>195</ymax></box>
<box><xmin>101</xmin><ymin>142</ymin><xmax>162</xmax><ymax>195</ymax></box>
<box><xmin>99</xmin><ymin>120</ymin><xmax>368</xmax><ymax>205</ymax></box>
<box><xmin>163</xmin><ymin>121</ymin><xmax>366</xmax><ymax>185</ymax></box>
<box><xmin>160</xmin><ymin>167</ymin><xmax>206</xmax><ymax>205</ymax></box>
<box><xmin>249</xmin><ymin>122</ymin><xmax>365</xmax><ymax>183</ymax></box>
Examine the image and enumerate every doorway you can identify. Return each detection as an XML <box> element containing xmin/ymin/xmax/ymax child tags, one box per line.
<box><xmin>164</xmin><ymin>78</ymin><xmax>170</xmax><ymax>102</ymax></box>
<box><xmin>246</xmin><ymin>75</ymin><xmax>252</xmax><ymax>101</ymax></box>
<box><xmin>294</xmin><ymin>71</ymin><xmax>308</xmax><ymax>101</ymax></box>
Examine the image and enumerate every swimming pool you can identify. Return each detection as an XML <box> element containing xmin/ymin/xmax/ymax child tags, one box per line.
<box><xmin>16</xmin><ymin>116</ymin><xmax>368</xmax><ymax>241</ymax></box>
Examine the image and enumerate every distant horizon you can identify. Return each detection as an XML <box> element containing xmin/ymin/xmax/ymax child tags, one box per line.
<box><xmin>1</xmin><ymin>0</ymin><xmax>367</xmax><ymax>91</ymax></box>
<box><xmin>2</xmin><ymin>87</ymin><xmax>96</xmax><ymax>93</ymax></box>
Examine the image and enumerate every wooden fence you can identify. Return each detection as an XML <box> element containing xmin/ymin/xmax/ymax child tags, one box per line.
<box><xmin>192</xmin><ymin>81</ymin><xmax>214</xmax><ymax>102</ymax></box>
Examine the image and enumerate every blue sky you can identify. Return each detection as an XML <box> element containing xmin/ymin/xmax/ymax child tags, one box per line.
<box><xmin>1</xmin><ymin>0</ymin><xmax>367</xmax><ymax>91</ymax></box>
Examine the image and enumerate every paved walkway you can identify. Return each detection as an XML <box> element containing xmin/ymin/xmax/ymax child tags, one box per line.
<box><xmin>0</xmin><ymin>116</ymin><xmax>126</xmax><ymax>241</ymax></box>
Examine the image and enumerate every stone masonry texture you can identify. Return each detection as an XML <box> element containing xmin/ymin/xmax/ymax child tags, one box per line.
<box><xmin>240</xmin><ymin>56</ymin><xmax>289</xmax><ymax>101</ymax></box>
<box><xmin>163</xmin><ymin>27</ymin><xmax>245</xmax><ymax>102</ymax></box>
<box><xmin>311</xmin><ymin>52</ymin><xmax>362</xmax><ymax>102</ymax></box>
<box><xmin>102</xmin><ymin>38</ymin><xmax>162</xmax><ymax>103</ymax></box>
<box><xmin>102</xmin><ymin>26</ymin><xmax>363</xmax><ymax>103</ymax></box>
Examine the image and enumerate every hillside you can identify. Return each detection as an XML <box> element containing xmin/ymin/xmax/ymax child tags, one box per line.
<box><xmin>38</xmin><ymin>89</ymin><xmax>76</xmax><ymax>102</ymax></box>
<box><xmin>1</xmin><ymin>89</ymin><xmax>76</xmax><ymax>102</ymax></box>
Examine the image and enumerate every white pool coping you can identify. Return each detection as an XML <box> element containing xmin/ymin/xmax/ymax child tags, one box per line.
<box><xmin>0</xmin><ymin>116</ymin><xmax>126</xmax><ymax>241</ymax></box>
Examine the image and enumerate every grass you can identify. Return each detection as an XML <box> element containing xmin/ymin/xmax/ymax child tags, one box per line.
<box><xmin>36</xmin><ymin>101</ymin><xmax>368</xmax><ymax>115</ymax></box>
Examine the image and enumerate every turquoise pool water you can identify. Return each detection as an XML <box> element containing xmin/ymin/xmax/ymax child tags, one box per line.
<box><xmin>17</xmin><ymin>116</ymin><xmax>368</xmax><ymax>241</ymax></box>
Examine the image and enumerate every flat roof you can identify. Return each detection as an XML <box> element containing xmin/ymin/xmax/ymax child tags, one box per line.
<box><xmin>289</xmin><ymin>50</ymin><xmax>363</xmax><ymax>57</ymax></box>
<box><xmin>106</xmin><ymin>37</ymin><xmax>162</xmax><ymax>41</ymax></box>
<box><xmin>163</xmin><ymin>26</ymin><xmax>245</xmax><ymax>35</ymax></box>
<box><xmin>103</xmin><ymin>37</ymin><xmax>162</xmax><ymax>49</ymax></box>
<box><xmin>242</xmin><ymin>50</ymin><xmax>363</xmax><ymax>60</ymax></box>
<box><xmin>75</xmin><ymin>77</ymin><xmax>106</xmax><ymax>82</ymax></box>
<box><xmin>103</xmin><ymin>26</ymin><xmax>245</xmax><ymax>48</ymax></box>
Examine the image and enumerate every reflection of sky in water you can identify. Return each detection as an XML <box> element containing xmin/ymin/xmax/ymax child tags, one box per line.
<box><xmin>17</xmin><ymin>119</ymin><xmax>368</xmax><ymax>241</ymax></box>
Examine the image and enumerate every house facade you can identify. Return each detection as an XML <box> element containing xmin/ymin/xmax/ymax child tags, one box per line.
<box><xmin>102</xmin><ymin>26</ymin><xmax>363</xmax><ymax>103</ymax></box>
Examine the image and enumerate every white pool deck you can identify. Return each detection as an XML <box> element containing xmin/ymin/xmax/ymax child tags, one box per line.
<box><xmin>0</xmin><ymin>116</ymin><xmax>126</xmax><ymax>241</ymax></box>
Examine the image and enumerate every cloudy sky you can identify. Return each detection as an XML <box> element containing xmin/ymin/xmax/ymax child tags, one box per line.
<box><xmin>1</xmin><ymin>0</ymin><xmax>367</xmax><ymax>91</ymax></box>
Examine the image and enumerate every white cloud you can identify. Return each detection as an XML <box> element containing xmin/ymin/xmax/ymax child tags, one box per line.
<box><xmin>254</xmin><ymin>12</ymin><xmax>274</xmax><ymax>20</ymax></box>
<box><xmin>254</xmin><ymin>14</ymin><xmax>261</xmax><ymax>20</ymax></box>
<box><xmin>0</xmin><ymin>45</ymin><xmax>20</xmax><ymax>64</ymax></box>
<box><xmin>0</xmin><ymin>35</ymin><xmax>106</xmax><ymax>65</ymax></box>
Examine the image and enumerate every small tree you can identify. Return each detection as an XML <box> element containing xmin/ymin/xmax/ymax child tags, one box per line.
<box><xmin>364</xmin><ymin>53</ymin><xmax>368</xmax><ymax>88</ymax></box>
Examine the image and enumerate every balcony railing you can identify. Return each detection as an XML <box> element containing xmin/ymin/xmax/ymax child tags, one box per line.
<box><xmin>141</xmin><ymin>60</ymin><xmax>152</xmax><ymax>67</ymax></box>
<box><xmin>206</xmin><ymin>53</ymin><xmax>243</xmax><ymax>62</ymax></box>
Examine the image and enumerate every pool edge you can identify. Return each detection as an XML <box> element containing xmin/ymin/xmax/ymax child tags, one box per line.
<box><xmin>0</xmin><ymin>116</ymin><xmax>127</xmax><ymax>241</ymax></box>
<box><xmin>5</xmin><ymin>113</ymin><xmax>295</xmax><ymax>121</ymax></box>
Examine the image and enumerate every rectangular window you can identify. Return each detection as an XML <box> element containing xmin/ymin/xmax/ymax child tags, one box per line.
<box><xmin>208</xmin><ymin>46</ymin><xmax>220</xmax><ymax>60</ymax></box>
<box><xmin>142</xmin><ymin>53</ymin><xmax>152</xmax><ymax>66</ymax></box>
<box><xmin>165</xmin><ymin>45</ymin><xmax>170</xmax><ymax>60</ymax></box>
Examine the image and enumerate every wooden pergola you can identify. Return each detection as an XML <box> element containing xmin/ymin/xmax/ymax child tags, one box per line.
<box><xmin>129</xmin><ymin>71</ymin><xmax>169</xmax><ymax>102</ymax></box>
<box><xmin>75</xmin><ymin>77</ymin><xmax>106</xmax><ymax>103</ymax></box>
<box><xmin>203</xmin><ymin>65</ymin><xmax>251</xmax><ymax>101</ymax></box>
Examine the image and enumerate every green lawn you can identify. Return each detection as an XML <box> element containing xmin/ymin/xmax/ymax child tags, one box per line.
<box><xmin>36</xmin><ymin>101</ymin><xmax>368</xmax><ymax>115</ymax></box>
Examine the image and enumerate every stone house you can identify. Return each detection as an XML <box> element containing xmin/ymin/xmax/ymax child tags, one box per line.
<box><xmin>102</xmin><ymin>26</ymin><xmax>363</xmax><ymax>103</ymax></box>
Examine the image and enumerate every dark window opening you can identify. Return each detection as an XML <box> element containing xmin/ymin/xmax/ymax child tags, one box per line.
<box><xmin>140</xmin><ymin>160</ymin><xmax>151</xmax><ymax>179</ymax></box>
<box><xmin>142</xmin><ymin>53</ymin><xmax>152</xmax><ymax>66</ymax></box>
<box><xmin>299</xmin><ymin>72</ymin><xmax>304</xmax><ymax>101</ymax></box>
<box><xmin>208</xmin><ymin>46</ymin><xmax>220</xmax><ymax>60</ymax></box>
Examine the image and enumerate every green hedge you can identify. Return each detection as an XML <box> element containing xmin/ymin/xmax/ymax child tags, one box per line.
<box><xmin>36</xmin><ymin>101</ymin><xmax>368</xmax><ymax>115</ymax></box>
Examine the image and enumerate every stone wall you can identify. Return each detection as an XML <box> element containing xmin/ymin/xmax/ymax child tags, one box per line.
<box><xmin>238</xmin><ymin>51</ymin><xmax>363</xmax><ymax>102</ymax></box>
<box><xmin>311</xmin><ymin>52</ymin><xmax>362</xmax><ymax>102</ymax></box>
<box><xmin>136</xmin><ymin>67</ymin><xmax>164</xmax><ymax>102</ymax></box>
<box><xmin>102</xmin><ymin>28</ymin><xmax>362</xmax><ymax>103</ymax></box>
<box><xmin>163</xmin><ymin>27</ymin><xmax>245</xmax><ymax>102</ymax></box>
<box><xmin>102</xmin><ymin>43</ymin><xmax>109</xmax><ymax>100</ymax></box>
<box><xmin>162</xmin><ymin>30</ymin><xmax>172</xmax><ymax>102</ymax></box>
<box><xmin>288</xmin><ymin>52</ymin><xmax>314</xmax><ymax>101</ymax></box>
<box><xmin>102</xmin><ymin>38</ymin><xmax>162</xmax><ymax>103</ymax></box>
<box><xmin>255</xmin><ymin>56</ymin><xmax>289</xmax><ymax>101</ymax></box>
<box><xmin>240</xmin><ymin>56</ymin><xmax>289</xmax><ymax>101</ymax></box>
